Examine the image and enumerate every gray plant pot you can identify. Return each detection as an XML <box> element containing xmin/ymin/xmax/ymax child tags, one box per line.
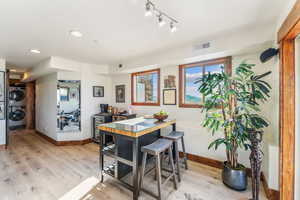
<box><xmin>222</xmin><ymin>161</ymin><xmax>247</xmax><ymax>191</ymax></box>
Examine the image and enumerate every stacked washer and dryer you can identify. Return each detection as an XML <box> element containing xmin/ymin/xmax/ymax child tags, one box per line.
<box><xmin>9</xmin><ymin>86</ymin><xmax>26</xmax><ymax>130</ymax></box>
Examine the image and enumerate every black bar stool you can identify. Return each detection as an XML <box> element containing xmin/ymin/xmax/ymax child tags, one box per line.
<box><xmin>139</xmin><ymin>139</ymin><xmax>178</xmax><ymax>200</ymax></box>
<box><xmin>162</xmin><ymin>131</ymin><xmax>188</xmax><ymax>182</ymax></box>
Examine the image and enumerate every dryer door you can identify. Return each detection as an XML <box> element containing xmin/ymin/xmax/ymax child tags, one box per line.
<box><xmin>9</xmin><ymin>109</ymin><xmax>25</xmax><ymax>121</ymax></box>
<box><xmin>10</xmin><ymin>89</ymin><xmax>25</xmax><ymax>102</ymax></box>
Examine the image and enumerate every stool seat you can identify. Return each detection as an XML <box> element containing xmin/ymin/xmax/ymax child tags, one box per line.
<box><xmin>163</xmin><ymin>131</ymin><xmax>184</xmax><ymax>141</ymax></box>
<box><xmin>141</xmin><ymin>139</ymin><xmax>173</xmax><ymax>155</ymax></box>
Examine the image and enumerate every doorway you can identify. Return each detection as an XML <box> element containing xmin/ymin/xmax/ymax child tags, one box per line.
<box><xmin>7</xmin><ymin>70</ymin><xmax>35</xmax><ymax>139</ymax></box>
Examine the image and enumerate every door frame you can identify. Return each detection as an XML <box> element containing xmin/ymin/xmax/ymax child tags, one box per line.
<box><xmin>278</xmin><ymin>1</ymin><xmax>300</xmax><ymax>199</ymax></box>
<box><xmin>5</xmin><ymin>69</ymin><xmax>9</xmax><ymax>148</ymax></box>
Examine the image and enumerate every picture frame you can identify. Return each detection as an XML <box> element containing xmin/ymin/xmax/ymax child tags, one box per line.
<box><xmin>69</xmin><ymin>87</ymin><xmax>79</xmax><ymax>100</ymax></box>
<box><xmin>163</xmin><ymin>89</ymin><xmax>176</xmax><ymax>105</ymax></box>
<box><xmin>0</xmin><ymin>102</ymin><xmax>5</xmax><ymax>120</ymax></box>
<box><xmin>116</xmin><ymin>85</ymin><xmax>125</xmax><ymax>103</ymax></box>
<box><xmin>164</xmin><ymin>75</ymin><xmax>176</xmax><ymax>88</ymax></box>
<box><xmin>93</xmin><ymin>86</ymin><xmax>104</xmax><ymax>97</ymax></box>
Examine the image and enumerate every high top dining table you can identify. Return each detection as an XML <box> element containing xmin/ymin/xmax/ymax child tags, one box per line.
<box><xmin>98</xmin><ymin>117</ymin><xmax>176</xmax><ymax>200</ymax></box>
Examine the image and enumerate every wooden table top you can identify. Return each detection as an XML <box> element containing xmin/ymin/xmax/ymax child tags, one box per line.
<box><xmin>98</xmin><ymin>117</ymin><xmax>176</xmax><ymax>138</ymax></box>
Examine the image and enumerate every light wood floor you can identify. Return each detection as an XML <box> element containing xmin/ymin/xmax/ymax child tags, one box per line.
<box><xmin>0</xmin><ymin>130</ymin><xmax>267</xmax><ymax>200</ymax></box>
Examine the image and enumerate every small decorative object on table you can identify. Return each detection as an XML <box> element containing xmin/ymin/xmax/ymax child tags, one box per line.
<box><xmin>153</xmin><ymin>110</ymin><xmax>168</xmax><ymax>122</ymax></box>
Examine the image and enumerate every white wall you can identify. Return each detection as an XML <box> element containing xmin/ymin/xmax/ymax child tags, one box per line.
<box><xmin>0</xmin><ymin>59</ymin><xmax>6</xmax><ymax>145</ymax></box>
<box><xmin>57</xmin><ymin>69</ymin><xmax>112</xmax><ymax>141</ymax></box>
<box><xmin>36</xmin><ymin>73</ymin><xmax>58</xmax><ymax>140</ymax></box>
<box><xmin>110</xmin><ymin>22</ymin><xmax>274</xmax><ymax>75</ymax></box>
<box><xmin>33</xmin><ymin>57</ymin><xmax>112</xmax><ymax>142</ymax></box>
<box><xmin>295</xmin><ymin>37</ymin><xmax>300</xmax><ymax>200</ymax></box>
<box><xmin>110</xmin><ymin>50</ymin><xmax>279</xmax><ymax>189</ymax></box>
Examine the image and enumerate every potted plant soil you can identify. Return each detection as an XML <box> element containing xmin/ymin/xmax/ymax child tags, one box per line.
<box><xmin>197</xmin><ymin>62</ymin><xmax>271</xmax><ymax>191</ymax></box>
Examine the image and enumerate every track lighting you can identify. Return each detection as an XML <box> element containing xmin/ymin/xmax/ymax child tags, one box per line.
<box><xmin>170</xmin><ymin>22</ymin><xmax>177</xmax><ymax>33</ymax></box>
<box><xmin>143</xmin><ymin>0</ymin><xmax>179</xmax><ymax>32</ymax></box>
<box><xmin>158</xmin><ymin>15</ymin><xmax>166</xmax><ymax>27</ymax></box>
<box><xmin>145</xmin><ymin>1</ymin><xmax>153</xmax><ymax>17</ymax></box>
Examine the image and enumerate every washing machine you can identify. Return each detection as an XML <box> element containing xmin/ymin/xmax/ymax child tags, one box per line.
<box><xmin>9</xmin><ymin>106</ymin><xmax>26</xmax><ymax>129</ymax></box>
<box><xmin>9</xmin><ymin>87</ymin><xmax>26</xmax><ymax>106</ymax></box>
<box><xmin>9</xmin><ymin>86</ymin><xmax>26</xmax><ymax>129</ymax></box>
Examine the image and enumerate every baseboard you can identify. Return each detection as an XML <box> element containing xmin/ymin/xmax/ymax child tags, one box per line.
<box><xmin>179</xmin><ymin>151</ymin><xmax>223</xmax><ymax>169</ymax></box>
<box><xmin>261</xmin><ymin>172</ymin><xmax>280</xmax><ymax>200</ymax></box>
<box><xmin>35</xmin><ymin>130</ymin><xmax>92</xmax><ymax>146</ymax></box>
<box><xmin>180</xmin><ymin>152</ymin><xmax>279</xmax><ymax>200</ymax></box>
<box><xmin>0</xmin><ymin>144</ymin><xmax>6</xmax><ymax>150</ymax></box>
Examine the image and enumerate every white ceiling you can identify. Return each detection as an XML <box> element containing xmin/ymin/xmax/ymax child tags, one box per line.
<box><xmin>0</xmin><ymin>0</ymin><xmax>287</xmax><ymax>68</ymax></box>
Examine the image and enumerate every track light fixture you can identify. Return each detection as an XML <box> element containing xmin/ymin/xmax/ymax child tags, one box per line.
<box><xmin>158</xmin><ymin>15</ymin><xmax>166</xmax><ymax>27</ymax></box>
<box><xmin>145</xmin><ymin>1</ymin><xmax>153</xmax><ymax>17</ymax></box>
<box><xmin>170</xmin><ymin>22</ymin><xmax>177</xmax><ymax>33</ymax></box>
<box><xmin>144</xmin><ymin>0</ymin><xmax>179</xmax><ymax>32</ymax></box>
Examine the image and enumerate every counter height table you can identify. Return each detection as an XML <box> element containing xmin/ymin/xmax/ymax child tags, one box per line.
<box><xmin>98</xmin><ymin>117</ymin><xmax>176</xmax><ymax>200</ymax></box>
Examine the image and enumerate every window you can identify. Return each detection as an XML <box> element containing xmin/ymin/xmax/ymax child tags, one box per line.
<box><xmin>131</xmin><ymin>69</ymin><xmax>160</xmax><ymax>106</ymax></box>
<box><xmin>179</xmin><ymin>57</ymin><xmax>231</xmax><ymax>108</ymax></box>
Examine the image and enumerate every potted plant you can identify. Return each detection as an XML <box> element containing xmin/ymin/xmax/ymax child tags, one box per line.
<box><xmin>197</xmin><ymin>62</ymin><xmax>271</xmax><ymax>191</ymax></box>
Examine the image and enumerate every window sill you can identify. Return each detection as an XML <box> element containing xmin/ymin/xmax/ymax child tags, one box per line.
<box><xmin>179</xmin><ymin>104</ymin><xmax>202</xmax><ymax>108</ymax></box>
<box><xmin>131</xmin><ymin>102</ymin><xmax>160</xmax><ymax>106</ymax></box>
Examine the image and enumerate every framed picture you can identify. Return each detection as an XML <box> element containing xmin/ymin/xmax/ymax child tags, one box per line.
<box><xmin>93</xmin><ymin>86</ymin><xmax>104</xmax><ymax>97</ymax></box>
<box><xmin>116</xmin><ymin>85</ymin><xmax>125</xmax><ymax>103</ymax></box>
<box><xmin>163</xmin><ymin>89</ymin><xmax>176</xmax><ymax>105</ymax></box>
<box><xmin>0</xmin><ymin>72</ymin><xmax>5</xmax><ymax>101</ymax></box>
<box><xmin>59</xmin><ymin>87</ymin><xmax>69</xmax><ymax>101</ymax></box>
<box><xmin>0</xmin><ymin>102</ymin><xmax>5</xmax><ymax>120</ymax></box>
<box><xmin>164</xmin><ymin>75</ymin><xmax>176</xmax><ymax>88</ymax></box>
<box><xmin>69</xmin><ymin>87</ymin><xmax>79</xmax><ymax>100</ymax></box>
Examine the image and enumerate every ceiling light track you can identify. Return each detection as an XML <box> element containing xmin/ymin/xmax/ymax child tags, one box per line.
<box><xmin>144</xmin><ymin>0</ymin><xmax>179</xmax><ymax>32</ymax></box>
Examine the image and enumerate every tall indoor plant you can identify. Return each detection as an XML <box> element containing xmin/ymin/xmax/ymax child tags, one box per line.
<box><xmin>197</xmin><ymin>62</ymin><xmax>271</xmax><ymax>191</ymax></box>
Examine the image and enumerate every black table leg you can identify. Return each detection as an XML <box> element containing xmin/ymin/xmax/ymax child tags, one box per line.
<box><xmin>172</xmin><ymin>123</ymin><xmax>177</xmax><ymax>160</ymax></box>
<box><xmin>132</xmin><ymin>138</ymin><xmax>139</xmax><ymax>200</ymax></box>
<box><xmin>99</xmin><ymin>131</ymin><xmax>104</xmax><ymax>183</ymax></box>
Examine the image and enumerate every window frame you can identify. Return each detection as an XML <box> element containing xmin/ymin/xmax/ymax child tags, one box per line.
<box><xmin>131</xmin><ymin>68</ymin><xmax>161</xmax><ymax>106</ymax></box>
<box><xmin>179</xmin><ymin>56</ymin><xmax>232</xmax><ymax>108</ymax></box>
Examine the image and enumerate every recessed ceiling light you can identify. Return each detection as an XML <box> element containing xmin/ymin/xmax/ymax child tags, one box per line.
<box><xmin>30</xmin><ymin>49</ymin><xmax>41</xmax><ymax>54</ymax></box>
<box><xmin>10</xmin><ymin>69</ymin><xmax>17</xmax><ymax>72</ymax></box>
<box><xmin>70</xmin><ymin>30</ymin><xmax>83</xmax><ymax>38</ymax></box>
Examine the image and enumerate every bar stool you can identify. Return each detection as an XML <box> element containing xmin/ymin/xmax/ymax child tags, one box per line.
<box><xmin>162</xmin><ymin>131</ymin><xmax>188</xmax><ymax>182</ymax></box>
<box><xmin>139</xmin><ymin>139</ymin><xmax>178</xmax><ymax>200</ymax></box>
